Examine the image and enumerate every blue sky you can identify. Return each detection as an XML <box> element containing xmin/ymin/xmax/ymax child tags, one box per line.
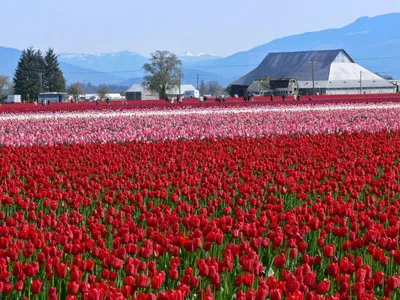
<box><xmin>3</xmin><ymin>0</ymin><xmax>400</xmax><ymax>57</ymax></box>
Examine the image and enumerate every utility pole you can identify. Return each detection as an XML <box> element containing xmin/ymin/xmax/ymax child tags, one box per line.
<box><xmin>178</xmin><ymin>69</ymin><xmax>182</xmax><ymax>97</ymax></box>
<box><xmin>308</xmin><ymin>61</ymin><xmax>316</xmax><ymax>95</ymax></box>
<box><xmin>84</xmin><ymin>80</ymin><xmax>86</xmax><ymax>101</ymax></box>
<box><xmin>197</xmin><ymin>74</ymin><xmax>199</xmax><ymax>90</ymax></box>
<box><xmin>360</xmin><ymin>71</ymin><xmax>362</xmax><ymax>95</ymax></box>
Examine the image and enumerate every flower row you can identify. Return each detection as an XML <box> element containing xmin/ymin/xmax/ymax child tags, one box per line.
<box><xmin>0</xmin><ymin>133</ymin><xmax>399</xmax><ymax>299</ymax></box>
<box><xmin>2</xmin><ymin>103</ymin><xmax>400</xmax><ymax>145</ymax></box>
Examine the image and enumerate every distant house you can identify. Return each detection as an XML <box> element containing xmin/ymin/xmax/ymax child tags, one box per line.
<box><xmin>231</xmin><ymin>49</ymin><xmax>396</xmax><ymax>96</ymax></box>
<box><xmin>126</xmin><ymin>84</ymin><xmax>199</xmax><ymax>100</ymax></box>
<box><xmin>79</xmin><ymin>93</ymin><xmax>124</xmax><ymax>101</ymax></box>
<box><xmin>81</xmin><ymin>94</ymin><xmax>98</xmax><ymax>101</ymax></box>
<box><xmin>105</xmin><ymin>93</ymin><xmax>124</xmax><ymax>100</ymax></box>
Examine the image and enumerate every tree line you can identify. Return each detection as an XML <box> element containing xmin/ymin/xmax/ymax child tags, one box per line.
<box><xmin>13</xmin><ymin>47</ymin><xmax>66</xmax><ymax>101</ymax></box>
<box><xmin>80</xmin><ymin>82</ymin><xmax>129</xmax><ymax>95</ymax></box>
<box><xmin>3</xmin><ymin>48</ymin><xmax>227</xmax><ymax>102</ymax></box>
<box><xmin>199</xmin><ymin>80</ymin><xmax>225</xmax><ymax>97</ymax></box>
<box><xmin>65</xmin><ymin>83</ymin><xmax>129</xmax><ymax>101</ymax></box>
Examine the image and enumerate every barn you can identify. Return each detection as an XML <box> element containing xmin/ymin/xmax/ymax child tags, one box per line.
<box><xmin>231</xmin><ymin>49</ymin><xmax>396</xmax><ymax>96</ymax></box>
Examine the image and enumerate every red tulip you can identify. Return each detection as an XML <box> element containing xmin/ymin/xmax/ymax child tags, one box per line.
<box><xmin>304</xmin><ymin>272</ymin><xmax>317</xmax><ymax>291</ymax></box>
<box><xmin>136</xmin><ymin>274</ymin><xmax>150</xmax><ymax>288</ymax></box>
<box><xmin>273</xmin><ymin>253</ymin><xmax>286</xmax><ymax>269</ymax></box>
<box><xmin>327</xmin><ymin>263</ymin><xmax>339</xmax><ymax>277</ymax></box>
<box><xmin>242</xmin><ymin>273</ymin><xmax>255</xmax><ymax>287</ymax></box>
<box><xmin>31</xmin><ymin>279</ymin><xmax>43</xmax><ymax>295</ymax></box>
<box><xmin>290</xmin><ymin>248</ymin><xmax>298</xmax><ymax>259</ymax></box>
<box><xmin>386</xmin><ymin>276</ymin><xmax>400</xmax><ymax>290</ymax></box>
<box><xmin>67</xmin><ymin>281</ymin><xmax>79</xmax><ymax>295</ymax></box>
<box><xmin>256</xmin><ymin>287</ymin><xmax>269</xmax><ymax>300</ymax></box>
<box><xmin>356</xmin><ymin>269</ymin><xmax>367</xmax><ymax>283</ymax></box>
<box><xmin>15</xmin><ymin>280</ymin><xmax>24</xmax><ymax>292</ymax></box>
<box><xmin>152</xmin><ymin>274</ymin><xmax>164</xmax><ymax>290</ymax></box>
<box><xmin>88</xmin><ymin>289</ymin><xmax>103</xmax><ymax>300</ymax></box>
<box><xmin>270</xmin><ymin>289</ymin><xmax>282</xmax><ymax>300</ymax></box>
<box><xmin>286</xmin><ymin>278</ymin><xmax>300</xmax><ymax>293</ymax></box>
<box><xmin>48</xmin><ymin>287</ymin><xmax>57</xmax><ymax>298</ymax></box>
<box><xmin>374</xmin><ymin>271</ymin><xmax>385</xmax><ymax>286</ymax></box>
<box><xmin>121</xmin><ymin>286</ymin><xmax>132</xmax><ymax>297</ymax></box>
<box><xmin>322</xmin><ymin>245</ymin><xmax>335</xmax><ymax>257</ymax></box>
<box><xmin>57</xmin><ymin>263</ymin><xmax>67</xmax><ymax>278</ymax></box>
<box><xmin>316</xmin><ymin>280</ymin><xmax>330</xmax><ymax>295</ymax></box>
<box><xmin>79</xmin><ymin>282</ymin><xmax>90</xmax><ymax>294</ymax></box>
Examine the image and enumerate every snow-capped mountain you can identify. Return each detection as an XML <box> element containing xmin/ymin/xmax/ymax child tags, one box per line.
<box><xmin>178</xmin><ymin>52</ymin><xmax>221</xmax><ymax>65</ymax></box>
<box><xmin>181</xmin><ymin>51</ymin><xmax>218</xmax><ymax>57</ymax></box>
<box><xmin>201</xmin><ymin>13</ymin><xmax>400</xmax><ymax>80</ymax></box>
<box><xmin>60</xmin><ymin>50</ymin><xmax>140</xmax><ymax>60</ymax></box>
<box><xmin>0</xmin><ymin>46</ymin><xmax>125</xmax><ymax>84</ymax></box>
<box><xmin>58</xmin><ymin>50</ymin><xmax>222</xmax><ymax>78</ymax></box>
<box><xmin>58</xmin><ymin>50</ymin><xmax>149</xmax><ymax>79</ymax></box>
<box><xmin>3</xmin><ymin>13</ymin><xmax>400</xmax><ymax>87</ymax></box>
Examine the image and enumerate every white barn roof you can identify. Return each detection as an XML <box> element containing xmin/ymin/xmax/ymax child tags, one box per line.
<box><xmin>126</xmin><ymin>84</ymin><xmax>143</xmax><ymax>93</ymax></box>
<box><xmin>233</xmin><ymin>49</ymin><xmax>394</xmax><ymax>90</ymax></box>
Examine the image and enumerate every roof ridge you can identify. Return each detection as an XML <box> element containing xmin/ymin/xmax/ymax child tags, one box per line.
<box><xmin>267</xmin><ymin>49</ymin><xmax>344</xmax><ymax>55</ymax></box>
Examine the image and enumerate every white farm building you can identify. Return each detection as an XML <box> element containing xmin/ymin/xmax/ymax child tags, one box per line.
<box><xmin>231</xmin><ymin>49</ymin><xmax>396</xmax><ymax>96</ymax></box>
<box><xmin>126</xmin><ymin>84</ymin><xmax>199</xmax><ymax>100</ymax></box>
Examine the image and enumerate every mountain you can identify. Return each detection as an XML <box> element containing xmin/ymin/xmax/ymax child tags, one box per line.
<box><xmin>178</xmin><ymin>52</ymin><xmax>221</xmax><ymax>66</ymax></box>
<box><xmin>201</xmin><ymin>13</ymin><xmax>400</xmax><ymax>80</ymax></box>
<box><xmin>121</xmin><ymin>67</ymin><xmax>230</xmax><ymax>88</ymax></box>
<box><xmin>0</xmin><ymin>46</ymin><xmax>23</xmax><ymax>79</ymax></box>
<box><xmin>58</xmin><ymin>62</ymin><xmax>125</xmax><ymax>85</ymax></box>
<box><xmin>181</xmin><ymin>68</ymin><xmax>230</xmax><ymax>86</ymax></box>
<box><xmin>0</xmin><ymin>46</ymin><xmax>125</xmax><ymax>85</ymax></box>
<box><xmin>120</xmin><ymin>77</ymin><xmax>144</xmax><ymax>86</ymax></box>
<box><xmin>0</xmin><ymin>46</ymin><xmax>225</xmax><ymax>87</ymax></box>
<box><xmin>4</xmin><ymin>13</ymin><xmax>400</xmax><ymax>88</ymax></box>
<box><xmin>59</xmin><ymin>50</ymin><xmax>222</xmax><ymax>79</ymax></box>
<box><xmin>58</xmin><ymin>51</ymin><xmax>148</xmax><ymax>79</ymax></box>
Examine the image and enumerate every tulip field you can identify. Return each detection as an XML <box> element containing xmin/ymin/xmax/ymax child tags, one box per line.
<box><xmin>0</xmin><ymin>102</ymin><xmax>399</xmax><ymax>300</ymax></box>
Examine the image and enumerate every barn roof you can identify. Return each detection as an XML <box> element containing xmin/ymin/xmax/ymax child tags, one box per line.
<box><xmin>232</xmin><ymin>49</ymin><xmax>354</xmax><ymax>86</ymax></box>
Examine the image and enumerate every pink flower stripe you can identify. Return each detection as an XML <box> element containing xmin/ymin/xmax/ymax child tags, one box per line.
<box><xmin>1</xmin><ymin>103</ymin><xmax>400</xmax><ymax>146</ymax></box>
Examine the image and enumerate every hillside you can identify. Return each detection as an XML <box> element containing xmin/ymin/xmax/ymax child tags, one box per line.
<box><xmin>0</xmin><ymin>46</ymin><xmax>126</xmax><ymax>85</ymax></box>
<box><xmin>0</xmin><ymin>46</ymin><xmax>22</xmax><ymax>79</ymax></box>
<box><xmin>200</xmin><ymin>13</ymin><xmax>400</xmax><ymax>80</ymax></box>
<box><xmin>3</xmin><ymin>13</ymin><xmax>400</xmax><ymax>87</ymax></box>
<box><xmin>58</xmin><ymin>51</ymin><xmax>148</xmax><ymax>79</ymax></box>
<box><xmin>59</xmin><ymin>63</ymin><xmax>125</xmax><ymax>84</ymax></box>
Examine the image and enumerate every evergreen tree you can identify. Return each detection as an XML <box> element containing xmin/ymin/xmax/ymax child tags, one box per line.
<box><xmin>13</xmin><ymin>47</ymin><xmax>45</xmax><ymax>101</ymax></box>
<box><xmin>43</xmin><ymin>48</ymin><xmax>66</xmax><ymax>92</ymax></box>
<box><xmin>34</xmin><ymin>49</ymin><xmax>45</xmax><ymax>93</ymax></box>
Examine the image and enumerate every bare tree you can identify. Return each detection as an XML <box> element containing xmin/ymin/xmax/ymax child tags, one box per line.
<box><xmin>206</xmin><ymin>81</ymin><xmax>225</xmax><ymax>96</ymax></box>
<box><xmin>0</xmin><ymin>76</ymin><xmax>10</xmax><ymax>101</ymax></box>
<box><xmin>98</xmin><ymin>86</ymin><xmax>111</xmax><ymax>100</ymax></box>
<box><xmin>67</xmin><ymin>83</ymin><xmax>84</xmax><ymax>101</ymax></box>
<box><xmin>143</xmin><ymin>50</ymin><xmax>182</xmax><ymax>99</ymax></box>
